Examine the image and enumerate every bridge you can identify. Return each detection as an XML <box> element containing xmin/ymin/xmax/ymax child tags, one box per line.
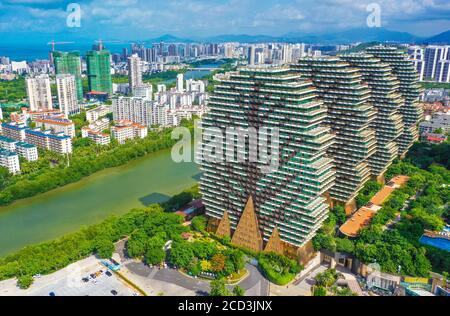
<box><xmin>186</xmin><ymin>67</ymin><xmax>218</xmax><ymax>71</ymax></box>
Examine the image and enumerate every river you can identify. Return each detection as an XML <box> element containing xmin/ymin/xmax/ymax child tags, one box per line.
<box><xmin>163</xmin><ymin>62</ymin><xmax>220</xmax><ymax>84</ymax></box>
<box><xmin>0</xmin><ymin>149</ymin><xmax>200</xmax><ymax>257</ymax></box>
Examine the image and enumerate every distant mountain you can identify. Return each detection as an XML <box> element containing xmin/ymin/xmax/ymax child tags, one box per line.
<box><xmin>421</xmin><ymin>30</ymin><xmax>450</xmax><ymax>44</ymax></box>
<box><xmin>281</xmin><ymin>28</ymin><xmax>423</xmax><ymax>44</ymax></box>
<box><xmin>144</xmin><ymin>28</ymin><xmax>425</xmax><ymax>44</ymax></box>
<box><xmin>308</xmin><ymin>28</ymin><xmax>422</xmax><ymax>44</ymax></box>
<box><xmin>146</xmin><ymin>34</ymin><xmax>194</xmax><ymax>43</ymax></box>
<box><xmin>204</xmin><ymin>34</ymin><xmax>280</xmax><ymax>43</ymax></box>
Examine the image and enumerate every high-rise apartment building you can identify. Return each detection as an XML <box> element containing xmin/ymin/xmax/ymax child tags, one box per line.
<box><xmin>340</xmin><ymin>53</ymin><xmax>405</xmax><ymax>179</ymax></box>
<box><xmin>424</xmin><ymin>46</ymin><xmax>450</xmax><ymax>82</ymax></box>
<box><xmin>408</xmin><ymin>45</ymin><xmax>450</xmax><ymax>83</ymax></box>
<box><xmin>56</xmin><ymin>74</ymin><xmax>80</xmax><ymax>118</ymax></box>
<box><xmin>408</xmin><ymin>46</ymin><xmax>425</xmax><ymax>81</ymax></box>
<box><xmin>112</xmin><ymin>96</ymin><xmax>153</xmax><ymax>127</ymax></box>
<box><xmin>248</xmin><ymin>46</ymin><xmax>255</xmax><ymax>66</ymax></box>
<box><xmin>292</xmin><ymin>57</ymin><xmax>377</xmax><ymax>211</ymax></box>
<box><xmin>86</xmin><ymin>49</ymin><xmax>113</xmax><ymax>95</ymax></box>
<box><xmin>26</xmin><ymin>74</ymin><xmax>53</xmax><ymax>112</ymax></box>
<box><xmin>176</xmin><ymin>73</ymin><xmax>184</xmax><ymax>92</ymax></box>
<box><xmin>52</xmin><ymin>51</ymin><xmax>83</xmax><ymax>100</ymax></box>
<box><xmin>366</xmin><ymin>46</ymin><xmax>423</xmax><ymax>156</ymax></box>
<box><xmin>199</xmin><ymin>46</ymin><xmax>422</xmax><ymax>260</ymax></box>
<box><xmin>128</xmin><ymin>54</ymin><xmax>143</xmax><ymax>93</ymax></box>
<box><xmin>199</xmin><ymin>66</ymin><xmax>335</xmax><ymax>255</ymax></box>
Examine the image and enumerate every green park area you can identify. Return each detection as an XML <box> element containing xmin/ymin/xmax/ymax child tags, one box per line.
<box><xmin>313</xmin><ymin>141</ymin><xmax>450</xmax><ymax>278</ymax></box>
<box><xmin>0</xmin><ymin>77</ymin><xmax>27</xmax><ymax>103</ymax></box>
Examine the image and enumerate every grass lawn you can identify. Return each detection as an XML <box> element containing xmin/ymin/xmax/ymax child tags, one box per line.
<box><xmin>226</xmin><ymin>269</ymin><xmax>248</xmax><ymax>284</ymax></box>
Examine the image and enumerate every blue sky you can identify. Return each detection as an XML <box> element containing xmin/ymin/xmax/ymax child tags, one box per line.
<box><xmin>0</xmin><ymin>0</ymin><xmax>449</xmax><ymax>41</ymax></box>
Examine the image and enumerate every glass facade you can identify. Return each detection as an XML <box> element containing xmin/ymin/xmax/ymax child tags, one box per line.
<box><xmin>86</xmin><ymin>50</ymin><xmax>113</xmax><ymax>95</ymax></box>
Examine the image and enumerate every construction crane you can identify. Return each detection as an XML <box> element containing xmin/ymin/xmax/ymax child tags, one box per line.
<box><xmin>47</xmin><ymin>40</ymin><xmax>74</xmax><ymax>52</ymax></box>
<box><xmin>93</xmin><ymin>39</ymin><xmax>121</xmax><ymax>51</ymax></box>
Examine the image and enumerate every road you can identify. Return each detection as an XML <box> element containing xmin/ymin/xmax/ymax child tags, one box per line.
<box><xmin>116</xmin><ymin>240</ymin><xmax>269</xmax><ymax>296</ymax></box>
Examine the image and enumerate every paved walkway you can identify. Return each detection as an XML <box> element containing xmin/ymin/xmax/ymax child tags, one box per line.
<box><xmin>335</xmin><ymin>266</ymin><xmax>365</xmax><ymax>296</ymax></box>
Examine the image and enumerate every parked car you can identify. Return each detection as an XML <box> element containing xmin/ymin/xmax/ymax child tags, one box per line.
<box><xmin>105</xmin><ymin>271</ymin><xmax>112</xmax><ymax>277</ymax></box>
<box><xmin>49</xmin><ymin>292</ymin><xmax>56</xmax><ymax>296</ymax></box>
<box><xmin>111</xmin><ymin>290</ymin><xmax>118</xmax><ymax>296</ymax></box>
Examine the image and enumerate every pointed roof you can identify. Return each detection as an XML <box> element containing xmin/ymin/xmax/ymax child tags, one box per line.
<box><xmin>264</xmin><ymin>227</ymin><xmax>284</xmax><ymax>255</ymax></box>
<box><xmin>216</xmin><ymin>210</ymin><xmax>231</xmax><ymax>238</ymax></box>
<box><xmin>231</xmin><ymin>196</ymin><xmax>263</xmax><ymax>252</ymax></box>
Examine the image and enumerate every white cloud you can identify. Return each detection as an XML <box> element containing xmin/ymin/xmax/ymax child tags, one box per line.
<box><xmin>0</xmin><ymin>0</ymin><xmax>449</xmax><ymax>37</ymax></box>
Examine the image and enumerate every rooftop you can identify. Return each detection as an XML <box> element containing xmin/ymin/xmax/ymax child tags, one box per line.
<box><xmin>2</xmin><ymin>122</ymin><xmax>27</xmax><ymax>130</ymax></box>
<box><xmin>15</xmin><ymin>141</ymin><xmax>36</xmax><ymax>149</ymax></box>
<box><xmin>35</xmin><ymin>117</ymin><xmax>74</xmax><ymax>126</ymax></box>
<box><xmin>339</xmin><ymin>175</ymin><xmax>409</xmax><ymax>238</ymax></box>
<box><xmin>0</xmin><ymin>148</ymin><xmax>18</xmax><ymax>157</ymax></box>
<box><xmin>339</xmin><ymin>207</ymin><xmax>376</xmax><ymax>238</ymax></box>
<box><xmin>0</xmin><ymin>135</ymin><xmax>17</xmax><ymax>143</ymax></box>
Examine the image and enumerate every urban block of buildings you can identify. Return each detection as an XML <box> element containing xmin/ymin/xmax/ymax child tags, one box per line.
<box><xmin>419</xmin><ymin>112</ymin><xmax>450</xmax><ymax>144</ymax></box>
<box><xmin>81</xmin><ymin>117</ymin><xmax>111</xmax><ymax>145</ymax></box>
<box><xmin>419</xmin><ymin>112</ymin><xmax>450</xmax><ymax>135</ymax></box>
<box><xmin>112</xmin><ymin>73</ymin><xmax>208</xmax><ymax>129</ymax></box>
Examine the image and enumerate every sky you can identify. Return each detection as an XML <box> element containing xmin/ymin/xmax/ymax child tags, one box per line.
<box><xmin>0</xmin><ymin>0</ymin><xmax>450</xmax><ymax>42</ymax></box>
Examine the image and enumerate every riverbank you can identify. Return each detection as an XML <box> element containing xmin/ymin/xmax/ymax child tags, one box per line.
<box><xmin>0</xmin><ymin>190</ymin><xmax>202</xmax><ymax>288</ymax></box>
<box><xmin>0</xmin><ymin>148</ymin><xmax>199</xmax><ymax>257</ymax></box>
<box><xmin>0</xmin><ymin>119</ymin><xmax>195</xmax><ymax>207</ymax></box>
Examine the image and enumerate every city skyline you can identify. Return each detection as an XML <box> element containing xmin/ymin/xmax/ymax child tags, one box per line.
<box><xmin>1</xmin><ymin>0</ymin><xmax>450</xmax><ymax>44</ymax></box>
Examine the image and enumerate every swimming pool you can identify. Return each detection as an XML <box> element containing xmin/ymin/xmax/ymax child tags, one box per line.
<box><xmin>419</xmin><ymin>235</ymin><xmax>450</xmax><ymax>252</ymax></box>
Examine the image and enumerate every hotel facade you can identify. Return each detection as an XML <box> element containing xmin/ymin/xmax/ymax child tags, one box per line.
<box><xmin>199</xmin><ymin>46</ymin><xmax>422</xmax><ymax>260</ymax></box>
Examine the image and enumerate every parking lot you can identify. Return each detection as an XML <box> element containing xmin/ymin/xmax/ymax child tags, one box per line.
<box><xmin>0</xmin><ymin>256</ymin><xmax>138</xmax><ymax>296</ymax></box>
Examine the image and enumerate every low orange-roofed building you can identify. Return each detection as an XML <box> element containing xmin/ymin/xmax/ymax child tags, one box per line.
<box><xmin>339</xmin><ymin>175</ymin><xmax>409</xmax><ymax>238</ymax></box>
